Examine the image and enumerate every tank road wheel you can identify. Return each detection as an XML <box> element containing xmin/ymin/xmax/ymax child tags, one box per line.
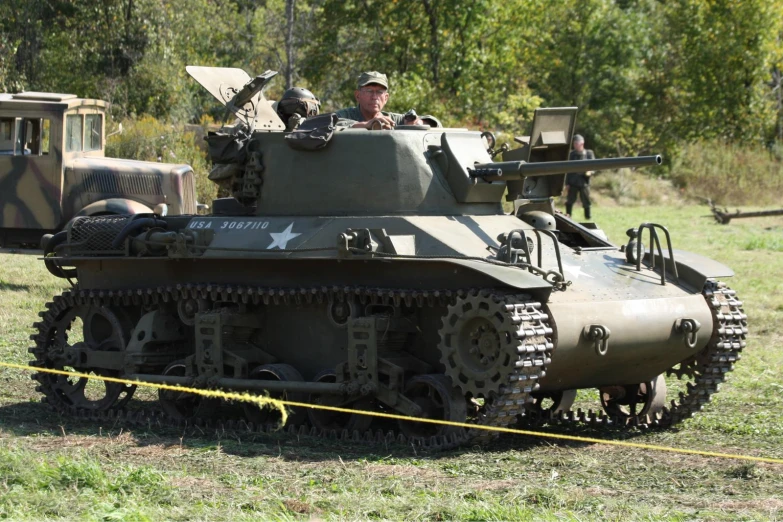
<box><xmin>397</xmin><ymin>374</ymin><xmax>467</xmax><ymax>441</ymax></box>
<box><xmin>158</xmin><ymin>360</ymin><xmax>220</xmax><ymax>420</ymax></box>
<box><xmin>243</xmin><ymin>364</ymin><xmax>307</xmax><ymax>427</ymax></box>
<box><xmin>600</xmin><ymin>374</ymin><xmax>667</xmax><ymax>423</ymax></box>
<box><xmin>307</xmin><ymin>370</ymin><xmax>373</xmax><ymax>434</ymax></box>
<box><xmin>438</xmin><ymin>293</ymin><xmax>524</xmax><ymax>398</ymax></box>
<box><xmin>33</xmin><ymin>302</ymin><xmax>135</xmax><ymax>412</ymax></box>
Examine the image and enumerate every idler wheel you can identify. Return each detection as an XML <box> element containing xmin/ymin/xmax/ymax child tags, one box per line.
<box><xmin>158</xmin><ymin>360</ymin><xmax>220</xmax><ymax>420</ymax></box>
<box><xmin>600</xmin><ymin>374</ymin><xmax>667</xmax><ymax>422</ymax></box>
<box><xmin>438</xmin><ymin>294</ymin><xmax>521</xmax><ymax>398</ymax></box>
<box><xmin>243</xmin><ymin>364</ymin><xmax>307</xmax><ymax>426</ymax></box>
<box><xmin>527</xmin><ymin>389</ymin><xmax>577</xmax><ymax>418</ymax></box>
<box><xmin>307</xmin><ymin>370</ymin><xmax>373</xmax><ymax>433</ymax></box>
<box><xmin>397</xmin><ymin>374</ymin><xmax>467</xmax><ymax>440</ymax></box>
<box><xmin>38</xmin><ymin>305</ymin><xmax>135</xmax><ymax>411</ymax></box>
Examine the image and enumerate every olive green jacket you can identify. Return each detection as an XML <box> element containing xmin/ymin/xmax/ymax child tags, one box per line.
<box><xmin>334</xmin><ymin>106</ymin><xmax>405</xmax><ymax>125</ymax></box>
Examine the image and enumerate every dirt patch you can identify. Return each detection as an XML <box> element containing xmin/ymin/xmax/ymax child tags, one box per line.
<box><xmin>713</xmin><ymin>499</ymin><xmax>783</xmax><ymax>511</ymax></box>
<box><xmin>283</xmin><ymin>498</ymin><xmax>321</xmax><ymax>515</ymax></box>
<box><xmin>361</xmin><ymin>463</ymin><xmax>444</xmax><ymax>480</ymax></box>
<box><xmin>583</xmin><ymin>486</ymin><xmax>623</xmax><ymax>497</ymax></box>
<box><xmin>474</xmin><ymin>479</ymin><xmax>518</xmax><ymax>491</ymax></box>
<box><xmin>170</xmin><ymin>475</ymin><xmax>232</xmax><ymax>496</ymax></box>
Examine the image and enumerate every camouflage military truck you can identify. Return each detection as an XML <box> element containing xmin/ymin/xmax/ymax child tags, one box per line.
<box><xmin>0</xmin><ymin>92</ymin><xmax>200</xmax><ymax>247</ymax></box>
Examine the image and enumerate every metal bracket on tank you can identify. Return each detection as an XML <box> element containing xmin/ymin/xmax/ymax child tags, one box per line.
<box><xmin>630</xmin><ymin>223</ymin><xmax>679</xmax><ymax>285</ymax></box>
<box><xmin>675</xmin><ymin>318</ymin><xmax>701</xmax><ymax>349</ymax></box>
<box><xmin>497</xmin><ymin>228</ymin><xmax>567</xmax><ymax>288</ymax></box>
<box><xmin>584</xmin><ymin>324</ymin><xmax>611</xmax><ymax>356</ymax></box>
<box><xmin>337</xmin><ymin>228</ymin><xmax>377</xmax><ymax>257</ymax></box>
<box><xmin>193</xmin><ymin>310</ymin><xmax>250</xmax><ymax>386</ymax></box>
<box><xmin>346</xmin><ymin>317</ymin><xmax>379</xmax><ymax>395</ymax></box>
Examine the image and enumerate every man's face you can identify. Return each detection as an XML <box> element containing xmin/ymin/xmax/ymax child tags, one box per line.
<box><xmin>573</xmin><ymin>140</ymin><xmax>584</xmax><ymax>152</ymax></box>
<box><xmin>355</xmin><ymin>83</ymin><xmax>389</xmax><ymax>115</ymax></box>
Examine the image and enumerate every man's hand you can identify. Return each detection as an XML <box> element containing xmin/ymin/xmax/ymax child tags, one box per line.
<box><xmin>353</xmin><ymin>114</ymin><xmax>396</xmax><ymax>130</ymax></box>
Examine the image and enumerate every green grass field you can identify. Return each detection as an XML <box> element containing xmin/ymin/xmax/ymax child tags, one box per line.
<box><xmin>1</xmin><ymin>204</ymin><xmax>781</xmax><ymax>521</ymax></box>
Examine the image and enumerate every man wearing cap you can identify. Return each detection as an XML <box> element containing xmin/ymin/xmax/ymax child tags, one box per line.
<box><xmin>335</xmin><ymin>71</ymin><xmax>416</xmax><ymax>130</ymax></box>
<box><xmin>564</xmin><ymin>134</ymin><xmax>596</xmax><ymax>219</ymax></box>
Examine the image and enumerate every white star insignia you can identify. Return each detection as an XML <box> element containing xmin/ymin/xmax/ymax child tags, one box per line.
<box><xmin>267</xmin><ymin>223</ymin><xmax>301</xmax><ymax>249</ymax></box>
<box><xmin>562</xmin><ymin>264</ymin><xmax>594</xmax><ymax>279</ymax></box>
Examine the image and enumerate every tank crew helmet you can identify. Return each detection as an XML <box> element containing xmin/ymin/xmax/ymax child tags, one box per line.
<box><xmin>276</xmin><ymin>87</ymin><xmax>320</xmax><ymax>125</ymax></box>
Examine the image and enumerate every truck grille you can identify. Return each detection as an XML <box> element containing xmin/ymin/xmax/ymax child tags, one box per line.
<box><xmin>181</xmin><ymin>170</ymin><xmax>196</xmax><ymax>214</ymax></box>
<box><xmin>77</xmin><ymin>171</ymin><xmax>163</xmax><ymax>196</ymax></box>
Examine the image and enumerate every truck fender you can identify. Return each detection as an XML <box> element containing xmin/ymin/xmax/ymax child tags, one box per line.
<box><xmin>74</xmin><ymin>198</ymin><xmax>154</xmax><ymax>217</ymax></box>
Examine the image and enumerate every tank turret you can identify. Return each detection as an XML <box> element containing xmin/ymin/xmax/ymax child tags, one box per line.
<box><xmin>32</xmin><ymin>67</ymin><xmax>747</xmax><ymax>450</ymax></box>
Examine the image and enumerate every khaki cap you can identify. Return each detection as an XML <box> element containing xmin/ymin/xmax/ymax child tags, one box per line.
<box><xmin>357</xmin><ymin>71</ymin><xmax>389</xmax><ymax>90</ymax></box>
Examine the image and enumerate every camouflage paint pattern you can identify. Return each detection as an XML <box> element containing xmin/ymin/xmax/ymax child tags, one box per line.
<box><xmin>0</xmin><ymin>92</ymin><xmax>198</xmax><ymax>247</ymax></box>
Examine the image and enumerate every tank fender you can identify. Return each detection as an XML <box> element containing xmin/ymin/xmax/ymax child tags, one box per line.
<box><xmin>434</xmin><ymin>258</ymin><xmax>555</xmax><ymax>296</ymax></box>
<box><xmin>74</xmin><ymin>198</ymin><xmax>154</xmax><ymax>217</ymax></box>
<box><xmin>648</xmin><ymin>249</ymin><xmax>734</xmax><ymax>290</ymax></box>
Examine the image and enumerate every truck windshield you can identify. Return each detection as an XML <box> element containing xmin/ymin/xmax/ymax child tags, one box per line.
<box><xmin>66</xmin><ymin>114</ymin><xmax>83</xmax><ymax>152</ymax></box>
<box><xmin>85</xmin><ymin>114</ymin><xmax>102</xmax><ymax>151</ymax></box>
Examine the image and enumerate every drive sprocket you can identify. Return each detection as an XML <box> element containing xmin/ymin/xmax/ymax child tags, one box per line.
<box><xmin>438</xmin><ymin>292</ymin><xmax>525</xmax><ymax>398</ymax></box>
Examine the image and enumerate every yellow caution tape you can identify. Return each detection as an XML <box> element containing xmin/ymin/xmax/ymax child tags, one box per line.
<box><xmin>0</xmin><ymin>361</ymin><xmax>288</xmax><ymax>425</ymax></box>
<box><xmin>2</xmin><ymin>361</ymin><xmax>782</xmax><ymax>465</ymax></box>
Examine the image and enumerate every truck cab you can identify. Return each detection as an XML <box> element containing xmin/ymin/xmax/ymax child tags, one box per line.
<box><xmin>0</xmin><ymin>92</ymin><xmax>199</xmax><ymax>247</ymax></box>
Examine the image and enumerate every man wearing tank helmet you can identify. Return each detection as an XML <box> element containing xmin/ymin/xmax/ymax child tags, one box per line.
<box><xmin>276</xmin><ymin>87</ymin><xmax>320</xmax><ymax>131</ymax></box>
<box><xmin>335</xmin><ymin>71</ymin><xmax>426</xmax><ymax>130</ymax></box>
<box><xmin>564</xmin><ymin>134</ymin><xmax>595</xmax><ymax>219</ymax></box>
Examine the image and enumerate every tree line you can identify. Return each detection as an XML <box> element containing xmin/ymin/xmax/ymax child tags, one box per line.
<box><xmin>2</xmin><ymin>0</ymin><xmax>782</xmax><ymax>162</ymax></box>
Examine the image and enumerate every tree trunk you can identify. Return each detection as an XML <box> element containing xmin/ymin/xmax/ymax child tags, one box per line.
<box><xmin>284</xmin><ymin>0</ymin><xmax>296</xmax><ymax>88</ymax></box>
<box><xmin>421</xmin><ymin>0</ymin><xmax>440</xmax><ymax>86</ymax></box>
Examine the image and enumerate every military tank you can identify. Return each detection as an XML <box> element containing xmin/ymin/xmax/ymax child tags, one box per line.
<box><xmin>30</xmin><ymin>67</ymin><xmax>747</xmax><ymax>449</ymax></box>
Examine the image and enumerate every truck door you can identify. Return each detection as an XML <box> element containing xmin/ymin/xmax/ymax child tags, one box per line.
<box><xmin>0</xmin><ymin>116</ymin><xmax>61</xmax><ymax>230</ymax></box>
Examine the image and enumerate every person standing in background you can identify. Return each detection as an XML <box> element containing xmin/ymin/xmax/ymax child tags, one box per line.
<box><xmin>564</xmin><ymin>134</ymin><xmax>595</xmax><ymax>219</ymax></box>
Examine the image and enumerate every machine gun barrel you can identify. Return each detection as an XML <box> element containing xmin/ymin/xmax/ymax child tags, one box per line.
<box><xmin>469</xmin><ymin>155</ymin><xmax>662</xmax><ymax>181</ymax></box>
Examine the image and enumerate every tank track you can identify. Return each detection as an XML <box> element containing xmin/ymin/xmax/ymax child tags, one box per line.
<box><xmin>521</xmin><ymin>280</ymin><xmax>747</xmax><ymax>430</ymax></box>
<box><xmin>28</xmin><ymin>284</ymin><xmax>551</xmax><ymax>450</ymax></box>
<box><xmin>28</xmin><ymin>280</ymin><xmax>744</xmax><ymax>448</ymax></box>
